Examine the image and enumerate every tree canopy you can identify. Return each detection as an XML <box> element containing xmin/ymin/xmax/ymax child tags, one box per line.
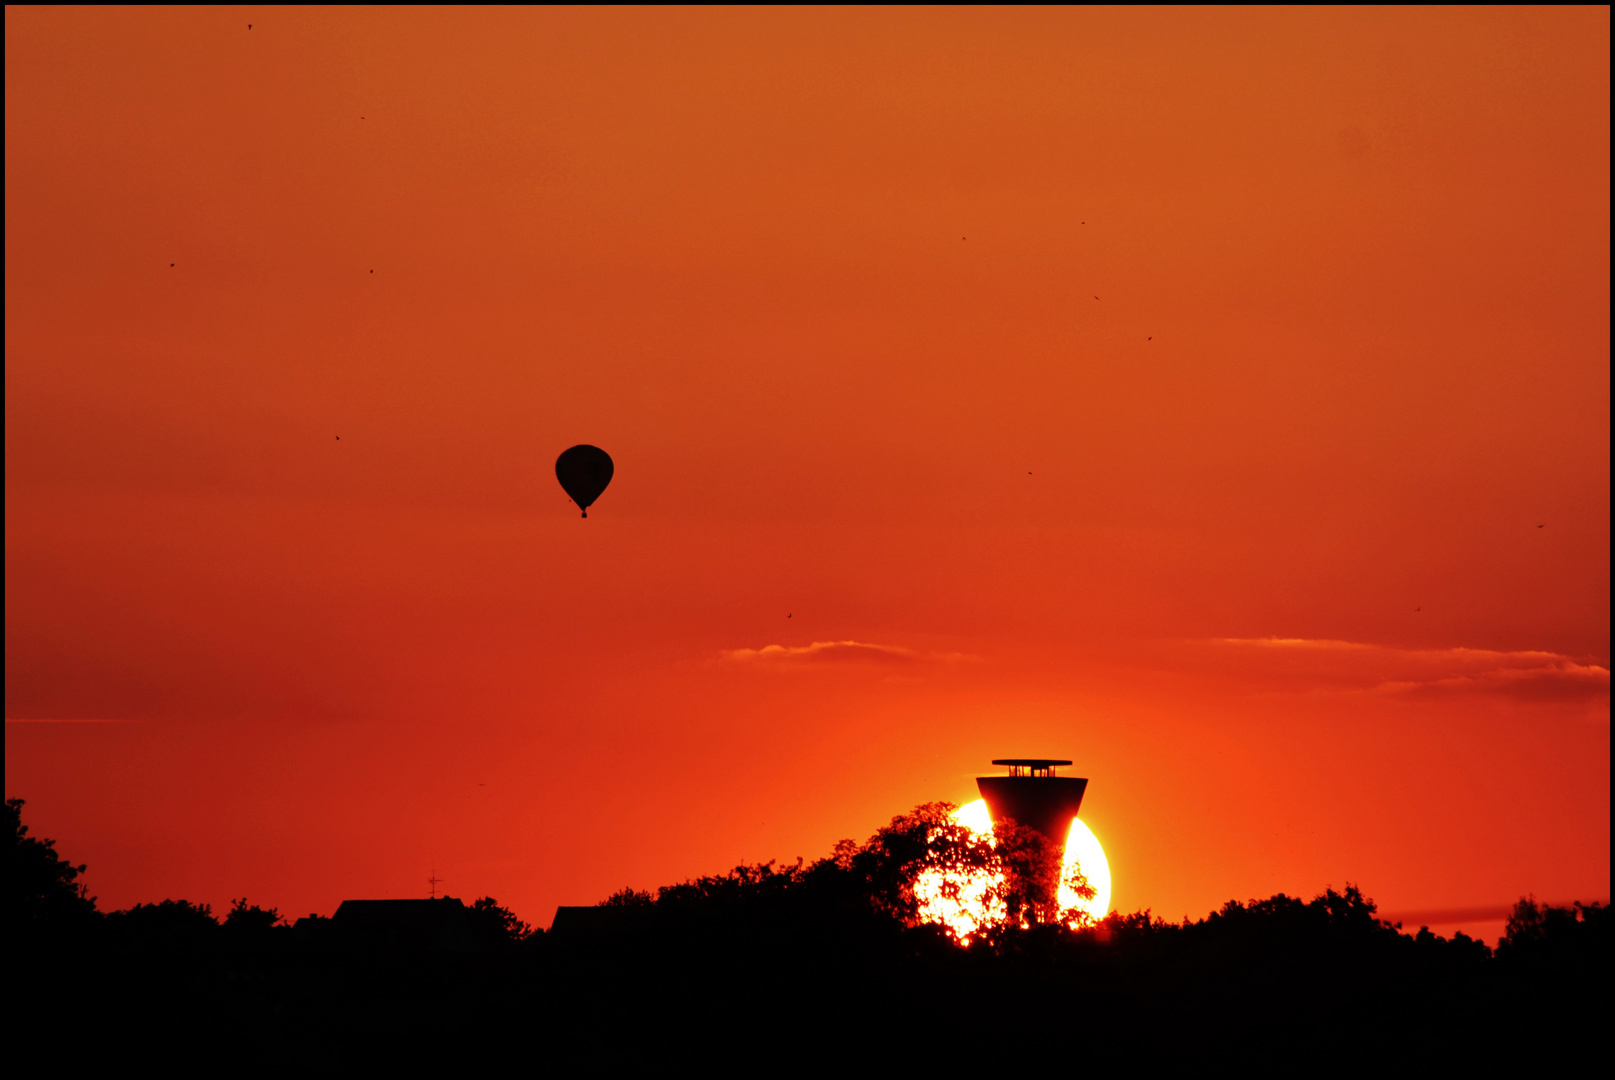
<box><xmin>5</xmin><ymin>798</ymin><xmax>98</xmax><ymax>934</ymax></box>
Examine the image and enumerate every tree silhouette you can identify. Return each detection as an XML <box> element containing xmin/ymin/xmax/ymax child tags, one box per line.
<box><xmin>5</xmin><ymin>797</ymin><xmax>98</xmax><ymax>935</ymax></box>
<box><xmin>982</xmin><ymin>815</ymin><xmax>1096</xmax><ymax>930</ymax></box>
<box><xmin>223</xmin><ymin>897</ymin><xmax>284</xmax><ymax>934</ymax></box>
<box><xmin>106</xmin><ymin>898</ymin><xmax>219</xmax><ymax>939</ymax></box>
<box><xmin>6</xmin><ymin>790</ymin><xmax>1608</xmax><ymax>1069</ymax></box>
<box><xmin>469</xmin><ymin>896</ymin><xmax>535</xmax><ymax>944</ymax></box>
<box><xmin>1495</xmin><ymin>896</ymin><xmax>1608</xmax><ymax>976</ymax></box>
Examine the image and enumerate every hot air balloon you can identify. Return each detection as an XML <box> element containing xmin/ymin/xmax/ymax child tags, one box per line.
<box><xmin>555</xmin><ymin>445</ymin><xmax>614</xmax><ymax>518</ymax></box>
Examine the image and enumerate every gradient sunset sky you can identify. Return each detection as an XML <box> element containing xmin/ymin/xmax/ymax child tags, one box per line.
<box><xmin>6</xmin><ymin>7</ymin><xmax>1608</xmax><ymax>933</ymax></box>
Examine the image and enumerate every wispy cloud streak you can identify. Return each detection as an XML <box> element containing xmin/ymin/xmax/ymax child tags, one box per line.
<box><xmin>1210</xmin><ymin>638</ymin><xmax>1609</xmax><ymax>704</ymax></box>
<box><xmin>722</xmin><ymin>641</ymin><xmax>972</xmax><ymax>666</ymax></box>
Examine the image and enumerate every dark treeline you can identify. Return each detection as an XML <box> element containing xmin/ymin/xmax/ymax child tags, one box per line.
<box><xmin>8</xmin><ymin>798</ymin><xmax>1605</xmax><ymax>1068</ymax></box>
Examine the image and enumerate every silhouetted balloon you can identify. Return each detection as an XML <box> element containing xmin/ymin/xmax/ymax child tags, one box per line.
<box><xmin>555</xmin><ymin>445</ymin><xmax>614</xmax><ymax>518</ymax></box>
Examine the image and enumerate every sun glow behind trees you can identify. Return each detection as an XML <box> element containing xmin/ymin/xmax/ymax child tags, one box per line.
<box><xmin>914</xmin><ymin>800</ymin><xmax>1111</xmax><ymax>939</ymax></box>
<box><xmin>1061</xmin><ymin>818</ymin><xmax>1112</xmax><ymax>921</ymax></box>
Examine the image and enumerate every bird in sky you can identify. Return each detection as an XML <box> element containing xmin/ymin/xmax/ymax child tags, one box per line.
<box><xmin>170</xmin><ymin>263</ymin><xmax>175</xmax><ymax>267</ymax></box>
<box><xmin>1537</xmin><ymin>523</ymin><xmax>1545</xmax><ymax>528</ymax></box>
<box><xmin>787</xmin><ymin>613</ymin><xmax>792</xmax><ymax>618</ymax></box>
<box><xmin>336</xmin><ymin>436</ymin><xmax>341</xmax><ymax>440</ymax></box>
<box><xmin>1415</xmin><ymin>606</ymin><xmax>1421</xmax><ymax>612</ymax></box>
<box><xmin>1148</xmin><ymin>336</ymin><xmax>1153</xmax><ymax>340</ymax></box>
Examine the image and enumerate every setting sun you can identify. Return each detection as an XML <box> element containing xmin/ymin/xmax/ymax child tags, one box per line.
<box><xmin>915</xmin><ymin>800</ymin><xmax>1111</xmax><ymax>938</ymax></box>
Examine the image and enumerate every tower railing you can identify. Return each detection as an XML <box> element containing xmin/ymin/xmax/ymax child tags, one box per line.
<box><xmin>992</xmin><ymin>758</ymin><xmax>1072</xmax><ymax>778</ymax></box>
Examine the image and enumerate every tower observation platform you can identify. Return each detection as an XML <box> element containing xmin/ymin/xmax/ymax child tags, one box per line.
<box><xmin>975</xmin><ymin>759</ymin><xmax>1088</xmax><ymax>846</ymax></box>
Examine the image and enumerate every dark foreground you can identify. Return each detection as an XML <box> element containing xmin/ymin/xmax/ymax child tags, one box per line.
<box><xmin>15</xmin><ymin>893</ymin><xmax>1608</xmax><ymax>1070</ymax></box>
<box><xmin>10</xmin><ymin>799</ymin><xmax>1607</xmax><ymax>1068</ymax></box>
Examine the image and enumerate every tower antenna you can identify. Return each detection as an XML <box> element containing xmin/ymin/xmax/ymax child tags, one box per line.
<box><xmin>428</xmin><ymin>869</ymin><xmax>443</xmax><ymax>899</ymax></box>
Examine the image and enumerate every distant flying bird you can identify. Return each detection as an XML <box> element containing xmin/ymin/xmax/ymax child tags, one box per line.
<box><xmin>1537</xmin><ymin>523</ymin><xmax>1545</xmax><ymax>528</ymax></box>
<box><xmin>170</xmin><ymin>263</ymin><xmax>175</xmax><ymax>267</ymax></box>
<box><xmin>1415</xmin><ymin>606</ymin><xmax>1421</xmax><ymax>612</ymax></box>
<box><xmin>370</xmin><ymin>269</ymin><xmax>374</xmax><ymax>273</ymax></box>
<box><xmin>787</xmin><ymin>614</ymin><xmax>792</xmax><ymax>618</ymax></box>
<box><xmin>1094</xmin><ymin>296</ymin><xmax>1099</xmax><ymax>300</ymax></box>
<box><xmin>336</xmin><ymin>436</ymin><xmax>341</xmax><ymax>440</ymax></box>
<box><xmin>1028</xmin><ymin>471</ymin><xmax>1032</xmax><ymax>475</ymax></box>
<box><xmin>1148</xmin><ymin>336</ymin><xmax>1152</xmax><ymax>340</ymax></box>
<box><xmin>248</xmin><ymin>24</ymin><xmax>252</xmax><ymax>29</ymax></box>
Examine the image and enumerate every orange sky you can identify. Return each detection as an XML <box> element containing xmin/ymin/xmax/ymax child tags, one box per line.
<box><xmin>6</xmin><ymin>7</ymin><xmax>1609</xmax><ymax>934</ymax></box>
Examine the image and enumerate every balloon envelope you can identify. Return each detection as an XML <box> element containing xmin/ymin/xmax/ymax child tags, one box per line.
<box><xmin>555</xmin><ymin>445</ymin><xmax>614</xmax><ymax>517</ymax></box>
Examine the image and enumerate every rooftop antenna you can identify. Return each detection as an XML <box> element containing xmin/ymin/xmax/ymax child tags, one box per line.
<box><xmin>428</xmin><ymin>869</ymin><xmax>442</xmax><ymax>899</ymax></box>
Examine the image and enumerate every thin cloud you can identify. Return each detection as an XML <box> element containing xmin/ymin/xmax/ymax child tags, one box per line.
<box><xmin>1209</xmin><ymin>638</ymin><xmax>1609</xmax><ymax>705</ymax></box>
<box><xmin>1213</xmin><ymin>637</ymin><xmax>1377</xmax><ymax>651</ymax></box>
<box><xmin>722</xmin><ymin>641</ymin><xmax>972</xmax><ymax>666</ymax></box>
<box><xmin>1379</xmin><ymin>662</ymin><xmax>1609</xmax><ymax>704</ymax></box>
<box><xmin>1378</xmin><ymin>904</ymin><xmax>1517</xmax><ymax>926</ymax></box>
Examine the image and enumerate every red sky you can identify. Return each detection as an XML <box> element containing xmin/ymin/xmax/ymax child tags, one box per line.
<box><xmin>6</xmin><ymin>7</ymin><xmax>1608</xmax><ymax>935</ymax></box>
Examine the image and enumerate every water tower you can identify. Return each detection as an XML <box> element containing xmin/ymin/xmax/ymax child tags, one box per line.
<box><xmin>975</xmin><ymin>759</ymin><xmax>1087</xmax><ymax>845</ymax></box>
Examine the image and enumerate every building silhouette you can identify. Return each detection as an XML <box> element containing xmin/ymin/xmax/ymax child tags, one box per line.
<box><xmin>976</xmin><ymin>758</ymin><xmax>1087</xmax><ymax>847</ymax></box>
<box><xmin>323</xmin><ymin>897</ymin><xmax>480</xmax><ymax>952</ymax></box>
